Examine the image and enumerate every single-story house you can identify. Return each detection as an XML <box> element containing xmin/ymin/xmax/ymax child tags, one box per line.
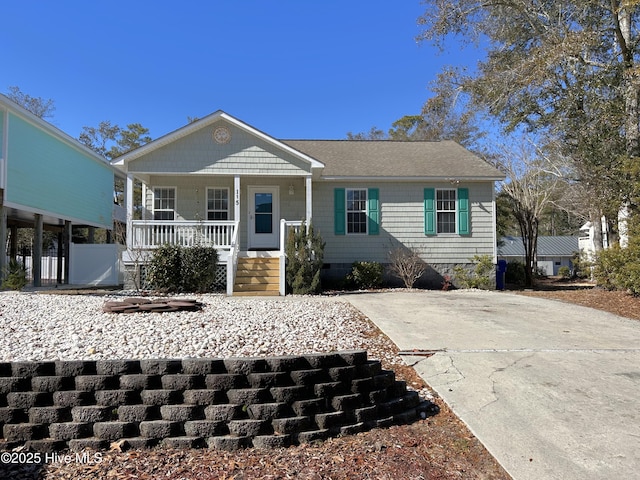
<box><xmin>0</xmin><ymin>94</ymin><xmax>121</xmax><ymax>287</ymax></box>
<box><xmin>498</xmin><ymin>236</ymin><xmax>580</xmax><ymax>276</ymax></box>
<box><xmin>111</xmin><ymin>111</ymin><xmax>505</xmax><ymax>295</ymax></box>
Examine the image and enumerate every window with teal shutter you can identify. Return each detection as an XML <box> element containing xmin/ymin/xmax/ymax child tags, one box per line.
<box><xmin>424</xmin><ymin>188</ymin><xmax>436</xmax><ymax>235</ymax></box>
<box><xmin>367</xmin><ymin>188</ymin><xmax>380</xmax><ymax>235</ymax></box>
<box><xmin>334</xmin><ymin>188</ymin><xmax>345</xmax><ymax>235</ymax></box>
<box><xmin>458</xmin><ymin>188</ymin><xmax>470</xmax><ymax>234</ymax></box>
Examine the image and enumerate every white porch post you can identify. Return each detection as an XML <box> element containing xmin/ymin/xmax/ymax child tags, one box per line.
<box><xmin>305</xmin><ymin>176</ymin><xmax>312</xmax><ymax>226</ymax></box>
<box><xmin>126</xmin><ymin>174</ymin><xmax>134</xmax><ymax>250</ymax></box>
<box><xmin>234</xmin><ymin>175</ymin><xmax>241</xmax><ymax>222</ymax></box>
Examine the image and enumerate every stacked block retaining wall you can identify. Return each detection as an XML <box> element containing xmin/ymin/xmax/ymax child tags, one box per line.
<box><xmin>0</xmin><ymin>350</ymin><xmax>435</xmax><ymax>452</ymax></box>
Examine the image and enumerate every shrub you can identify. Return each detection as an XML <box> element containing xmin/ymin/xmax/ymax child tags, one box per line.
<box><xmin>592</xmin><ymin>218</ymin><xmax>640</xmax><ymax>295</ymax></box>
<box><xmin>147</xmin><ymin>244</ymin><xmax>218</xmax><ymax>293</ymax></box>
<box><xmin>348</xmin><ymin>261</ymin><xmax>383</xmax><ymax>289</ymax></box>
<box><xmin>285</xmin><ymin>222</ymin><xmax>325</xmax><ymax>295</ymax></box>
<box><xmin>557</xmin><ymin>266</ymin><xmax>571</xmax><ymax>279</ymax></box>
<box><xmin>2</xmin><ymin>259</ymin><xmax>28</xmax><ymax>290</ymax></box>
<box><xmin>182</xmin><ymin>245</ymin><xmax>218</xmax><ymax>293</ymax></box>
<box><xmin>387</xmin><ymin>245</ymin><xmax>427</xmax><ymax>288</ymax></box>
<box><xmin>454</xmin><ymin>255</ymin><xmax>495</xmax><ymax>290</ymax></box>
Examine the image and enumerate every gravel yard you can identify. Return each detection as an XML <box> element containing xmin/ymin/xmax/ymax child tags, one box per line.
<box><xmin>0</xmin><ymin>291</ymin><xmax>397</xmax><ymax>364</ymax></box>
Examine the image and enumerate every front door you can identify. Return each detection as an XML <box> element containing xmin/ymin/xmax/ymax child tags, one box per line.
<box><xmin>248</xmin><ymin>186</ymin><xmax>280</xmax><ymax>250</ymax></box>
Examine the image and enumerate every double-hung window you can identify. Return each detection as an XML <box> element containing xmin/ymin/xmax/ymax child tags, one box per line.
<box><xmin>436</xmin><ymin>189</ymin><xmax>457</xmax><ymax>233</ymax></box>
<box><xmin>207</xmin><ymin>188</ymin><xmax>229</xmax><ymax>220</ymax></box>
<box><xmin>346</xmin><ymin>188</ymin><xmax>368</xmax><ymax>234</ymax></box>
<box><xmin>153</xmin><ymin>187</ymin><xmax>175</xmax><ymax>220</ymax></box>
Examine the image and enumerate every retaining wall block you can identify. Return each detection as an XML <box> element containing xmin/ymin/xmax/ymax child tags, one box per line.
<box><xmin>184</xmin><ymin>420</ymin><xmax>227</xmax><ymax>437</ymax></box>
<box><xmin>53</xmin><ymin>391</ymin><xmax>94</xmax><ymax>407</ymax></box>
<box><xmin>117</xmin><ymin>405</ymin><xmax>160</xmax><ymax>422</ymax></box>
<box><xmin>0</xmin><ymin>377</ymin><xmax>31</xmax><ymax>394</ymax></box>
<box><xmin>28</xmin><ymin>406</ymin><xmax>71</xmax><ymax>424</ymax></box>
<box><xmin>75</xmin><ymin>375</ymin><xmax>119</xmax><ymax>392</ymax></box>
<box><xmin>205</xmin><ymin>374</ymin><xmax>248</xmax><ymax>390</ymax></box>
<box><xmin>95</xmin><ymin>390</ymin><xmax>140</xmax><ymax>406</ymax></box>
<box><xmin>162</xmin><ymin>436</ymin><xmax>206</xmax><ymax>449</ymax></box>
<box><xmin>49</xmin><ymin>422</ymin><xmax>93</xmax><ymax>440</ymax></box>
<box><xmin>139</xmin><ymin>359</ymin><xmax>182</xmax><ymax>375</ymax></box>
<box><xmin>139</xmin><ymin>420</ymin><xmax>183</xmax><ymax>439</ymax></box>
<box><xmin>183</xmin><ymin>389</ymin><xmax>226</xmax><ymax>406</ymax></box>
<box><xmin>93</xmin><ymin>421</ymin><xmax>138</xmax><ymax>441</ymax></box>
<box><xmin>96</xmin><ymin>360</ymin><xmax>141</xmax><ymax>376</ymax></box>
<box><xmin>31</xmin><ymin>376</ymin><xmax>74</xmax><ymax>393</ymax></box>
<box><xmin>0</xmin><ymin>351</ymin><xmax>438</xmax><ymax>452</ymax></box>
<box><xmin>7</xmin><ymin>392</ymin><xmax>52</xmax><ymax>409</ymax></box>
<box><xmin>119</xmin><ymin>374</ymin><xmax>162</xmax><ymax>390</ymax></box>
<box><xmin>140</xmin><ymin>389</ymin><xmax>182</xmax><ymax>406</ymax></box>
<box><xmin>161</xmin><ymin>374</ymin><xmax>204</xmax><ymax>391</ymax></box>
<box><xmin>223</xmin><ymin>358</ymin><xmax>269</xmax><ymax>375</ymax></box>
<box><xmin>71</xmin><ymin>406</ymin><xmax>114</xmax><ymax>423</ymax></box>
<box><xmin>55</xmin><ymin>360</ymin><xmax>97</xmax><ymax>377</ymax></box>
<box><xmin>181</xmin><ymin>358</ymin><xmax>225</xmax><ymax>375</ymax></box>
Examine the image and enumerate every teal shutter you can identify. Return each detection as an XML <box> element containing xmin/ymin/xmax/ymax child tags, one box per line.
<box><xmin>334</xmin><ymin>188</ymin><xmax>345</xmax><ymax>235</ymax></box>
<box><xmin>424</xmin><ymin>188</ymin><xmax>436</xmax><ymax>235</ymax></box>
<box><xmin>458</xmin><ymin>188</ymin><xmax>470</xmax><ymax>235</ymax></box>
<box><xmin>367</xmin><ymin>188</ymin><xmax>380</xmax><ymax>235</ymax></box>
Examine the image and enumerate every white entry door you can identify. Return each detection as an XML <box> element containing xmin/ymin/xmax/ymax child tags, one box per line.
<box><xmin>248</xmin><ymin>186</ymin><xmax>280</xmax><ymax>250</ymax></box>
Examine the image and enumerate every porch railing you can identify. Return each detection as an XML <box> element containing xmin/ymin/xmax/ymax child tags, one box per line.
<box><xmin>226</xmin><ymin>221</ymin><xmax>240</xmax><ymax>296</ymax></box>
<box><xmin>130</xmin><ymin>220</ymin><xmax>236</xmax><ymax>249</ymax></box>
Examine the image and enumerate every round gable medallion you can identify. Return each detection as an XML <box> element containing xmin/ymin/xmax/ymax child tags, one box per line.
<box><xmin>213</xmin><ymin>126</ymin><xmax>231</xmax><ymax>144</ymax></box>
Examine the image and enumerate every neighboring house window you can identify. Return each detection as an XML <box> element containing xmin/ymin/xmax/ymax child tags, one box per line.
<box><xmin>347</xmin><ymin>188</ymin><xmax>368</xmax><ymax>234</ymax></box>
<box><xmin>424</xmin><ymin>187</ymin><xmax>469</xmax><ymax>235</ymax></box>
<box><xmin>153</xmin><ymin>187</ymin><xmax>175</xmax><ymax>220</ymax></box>
<box><xmin>437</xmin><ymin>189</ymin><xmax>457</xmax><ymax>233</ymax></box>
<box><xmin>334</xmin><ymin>188</ymin><xmax>380</xmax><ymax>236</ymax></box>
<box><xmin>207</xmin><ymin>188</ymin><xmax>229</xmax><ymax>220</ymax></box>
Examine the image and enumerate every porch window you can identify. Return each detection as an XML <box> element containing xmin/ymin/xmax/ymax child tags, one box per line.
<box><xmin>153</xmin><ymin>187</ymin><xmax>175</xmax><ymax>220</ymax></box>
<box><xmin>347</xmin><ymin>188</ymin><xmax>368</xmax><ymax>234</ymax></box>
<box><xmin>436</xmin><ymin>189</ymin><xmax>457</xmax><ymax>233</ymax></box>
<box><xmin>207</xmin><ymin>188</ymin><xmax>229</xmax><ymax>220</ymax></box>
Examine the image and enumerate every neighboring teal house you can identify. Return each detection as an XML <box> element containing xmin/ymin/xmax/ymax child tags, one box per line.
<box><xmin>0</xmin><ymin>94</ymin><xmax>119</xmax><ymax>287</ymax></box>
<box><xmin>112</xmin><ymin>111</ymin><xmax>505</xmax><ymax>295</ymax></box>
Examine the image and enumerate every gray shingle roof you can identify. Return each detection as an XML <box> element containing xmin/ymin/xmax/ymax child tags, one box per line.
<box><xmin>498</xmin><ymin>236</ymin><xmax>580</xmax><ymax>257</ymax></box>
<box><xmin>283</xmin><ymin>140</ymin><xmax>505</xmax><ymax>180</ymax></box>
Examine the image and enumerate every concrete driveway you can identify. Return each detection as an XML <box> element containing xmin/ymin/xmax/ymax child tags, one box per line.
<box><xmin>344</xmin><ymin>290</ymin><xmax>640</xmax><ymax>480</ymax></box>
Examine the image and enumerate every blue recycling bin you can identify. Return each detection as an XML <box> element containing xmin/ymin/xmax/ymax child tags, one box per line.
<box><xmin>496</xmin><ymin>259</ymin><xmax>507</xmax><ymax>290</ymax></box>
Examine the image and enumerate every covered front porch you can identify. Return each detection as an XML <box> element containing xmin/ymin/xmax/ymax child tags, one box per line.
<box><xmin>123</xmin><ymin>174</ymin><xmax>310</xmax><ymax>295</ymax></box>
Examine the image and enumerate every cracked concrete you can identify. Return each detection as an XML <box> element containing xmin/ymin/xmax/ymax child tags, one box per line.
<box><xmin>345</xmin><ymin>290</ymin><xmax>640</xmax><ymax>480</ymax></box>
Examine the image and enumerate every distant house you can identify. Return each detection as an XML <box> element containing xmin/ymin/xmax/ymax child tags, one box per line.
<box><xmin>498</xmin><ymin>236</ymin><xmax>580</xmax><ymax>276</ymax></box>
<box><xmin>0</xmin><ymin>94</ymin><xmax>120</xmax><ymax>287</ymax></box>
<box><xmin>112</xmin><ymin>111</ymin><xmax>505</xmax><ymax>295</ymax></box>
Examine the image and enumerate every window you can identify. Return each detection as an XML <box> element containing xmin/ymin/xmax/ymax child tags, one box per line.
<box><xmin>207</xmin><ymin>188</ymin><xmax>229</xmax><ymax>220</ymax></box>
<box><xmin>436</xmin><ymin>189</ymin><xmax>457</xmax><ymax>233</ymax></box>
<box><xmin>347</xmin><ymin>188</ymin><xmax>368</xmax><ymax>234</ymax></box>
<box><xmin>153</xmin><ymin>187</ymin><xmax>175</xmax><ymax>220</ymax></box>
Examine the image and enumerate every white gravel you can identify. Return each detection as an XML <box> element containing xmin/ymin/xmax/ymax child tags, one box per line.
<box><xmin>0</xmin><ymin>291</ymin><xmax>397</xmax><ymax>364</ymax></box>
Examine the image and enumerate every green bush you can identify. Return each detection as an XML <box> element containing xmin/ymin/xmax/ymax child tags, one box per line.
<box><xmin>592</xmin><ymin>218</ymin><xmax>640</xmax><ymax>295</ymax></box>
<box><xmin>147</xmin><ymin>244</ymin><xmax>218</xmax><ymax>293</ymax></box>
<box><xmin>557</xmin><ymin>266</ymin><xmax>571</xmax><ymax>279</ymax></box>
<box><xmin>454</xmin><ymin>254</ymin><xmax>494</xmax><ymax>290</ymax></box>
<box><xmin>2</xmin><ymin>259</ymin><xmax>28</xmax><ymax>290</ymax></box>
<box><xmin>348</xmin><ymin>261</ymin><xmax>383</xmax><ymax>289</ymax></box>
<box><xmin>182</xmin><ymin>245</ymin><xmax>219</xmax><ymax>293</ymax></box>
<box><xmin>285</xmin><ymin>222</ymin><xmax>325</xmax><ymax>295</ymax></box>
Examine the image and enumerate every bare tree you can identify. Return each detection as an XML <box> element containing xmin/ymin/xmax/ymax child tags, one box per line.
<box><xmin>499</xmin><ymin>140</ymin><xmax>564</xmax><ymax>287</ymax></box>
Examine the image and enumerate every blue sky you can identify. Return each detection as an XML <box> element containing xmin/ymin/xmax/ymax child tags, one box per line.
<box><xmin>2</xmin><ymin>1</ymin><xmax>482</xmax><ymax>141</ymax></box>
